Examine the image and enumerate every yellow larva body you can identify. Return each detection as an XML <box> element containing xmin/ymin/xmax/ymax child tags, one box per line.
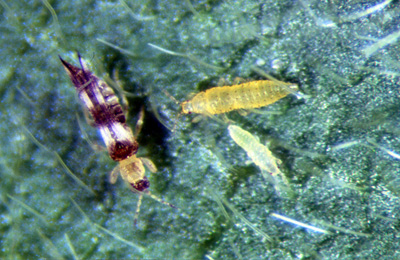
<box><xmin>182</xmin><ymin>80</ymin><xmax>298</xmax><ymax>115</ymax></box>
<box><xmin>228</xmin><ymin>125</ymin><xmax>281</xmax><ymax>176</ymax></box>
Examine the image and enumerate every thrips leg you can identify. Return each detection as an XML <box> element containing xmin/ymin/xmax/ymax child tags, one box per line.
<box><xmin>140</xmin><ymin>157</ymin><xmax>158</xmax><ymax>173</ymax></box>
<box><xmin>109</xmin><ymin>165</ymin><xmax>120</xmax><ymax>184</ymax></box>
<box><xmin>134</xmin><ymin>107</ymin><xmax>145</xmax><ymax>139</ymax></box>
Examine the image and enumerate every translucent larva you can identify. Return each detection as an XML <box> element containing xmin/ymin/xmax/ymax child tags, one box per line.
<box><xmin>228</xmin><ymin>125</ymin><xmax>282</xmax><ymax>176</ymax></box>
<box><xmin>182</xmin><ymin>80</ymin><xmax>298</xmax><ymax>115</ymax></box>
<box><xmin>228</xmin><ymin>124</ymin><xmax>293</xmax><ymax>198</ymax></box>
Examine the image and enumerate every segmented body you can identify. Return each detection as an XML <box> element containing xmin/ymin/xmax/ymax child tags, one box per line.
<box><xmin>59</xmin><ymin>56</ymin><xmax>138</xmax><ymax>161</ymax></box>
<box><xmin>182</xmin><ymin>80</ymin><xmax>298</xmax><ymax>115</ymax></box>
<box><xmin>60</xmin><ymin>55</ymin><xmax>174</xmax><ymax>224</ymax></box>
<box><xmin>228</xmin><ymin>125</ymin><xmax>282</xmax><ymax>176</ymax></box>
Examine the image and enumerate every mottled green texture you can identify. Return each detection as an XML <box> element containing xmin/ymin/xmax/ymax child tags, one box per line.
<box><xmin>2</xmin><ymin>0</ymin><xmax>400</xmax><ymax>259</ymax></box>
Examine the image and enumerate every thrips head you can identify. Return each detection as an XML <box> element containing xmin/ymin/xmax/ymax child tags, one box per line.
<box><xmin>181</xmin><ymin>100</ymin><xmax>193</xmax><ymax>114</ymax></box>
<box><xmin>131</xmin><ymin>176</ymin><xmax>150</xmax><ymax>192</ymax></box>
